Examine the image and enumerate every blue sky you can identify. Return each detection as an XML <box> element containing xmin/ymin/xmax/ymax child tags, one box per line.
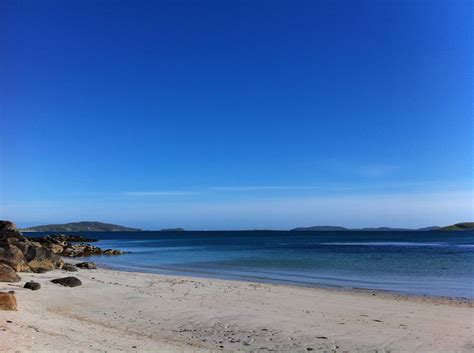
<box><xmin>1</xmin><ymin>0</ymin><xmax>472</xmax><ymax>229</ymax></box>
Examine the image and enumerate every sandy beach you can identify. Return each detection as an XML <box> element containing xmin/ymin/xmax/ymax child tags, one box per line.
<box><xmin>0</xmin><ymin>267</ymin><xmax>472</xmax><ymax>352</ymax></box>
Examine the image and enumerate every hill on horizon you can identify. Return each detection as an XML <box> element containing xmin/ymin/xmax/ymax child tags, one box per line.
<box><xmin>292</xmin><ymin>223</ymin><xmax>474</xmax><ymax>231</ymax></box>
<box><xmin>21</xmin><ymin>221</ymin><xmax>142</xmax><ymax>232</ymax></box>
<box><xmin>438</xmin><ymin>222</ymin><xmax>474</xmax><ymax>231</ymax></box>
<box><xmin>291</xmin><ymin>225</ymin><xmax>440</xmax><ymax>231</ymax></box>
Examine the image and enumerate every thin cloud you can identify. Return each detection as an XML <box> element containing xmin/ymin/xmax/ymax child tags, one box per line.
<box><xmin>123</xmin><ymin>191</ymin><xmax>201</xmax><ymax>196</ymax></box>
<box><xmin>211</xmin><ymin>185</ymin><xmax>322</xmax><ymax>191</ymax></box>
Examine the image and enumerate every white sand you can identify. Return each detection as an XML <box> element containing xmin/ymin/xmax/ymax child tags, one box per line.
<box><xmin>1</xmin><ymin>267</ymin><xmax>473</xmax><ymax>352</ymax></box>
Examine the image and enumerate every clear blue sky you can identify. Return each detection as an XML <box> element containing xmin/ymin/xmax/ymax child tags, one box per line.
<box><xmin>1</xmin><ymin>0</ymin><xmax>472</xmax><ymax>229</ymax></box>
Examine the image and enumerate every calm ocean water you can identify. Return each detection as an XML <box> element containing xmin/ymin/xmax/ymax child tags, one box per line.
<box><xmin>26</xmin><ymin>231</ymin><xmax>474</xmax><ymax>298</ymax></box>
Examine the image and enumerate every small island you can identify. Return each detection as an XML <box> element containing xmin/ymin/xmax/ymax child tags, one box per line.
<box><xmin>21</xmin><ymin>221</ymin><xmax>142</xmax><ymax>232</ymax></box>
<box><xmin>438</xmin><ymin>222</ymin><xmax>474</xmax><ymax>231</ymax></box>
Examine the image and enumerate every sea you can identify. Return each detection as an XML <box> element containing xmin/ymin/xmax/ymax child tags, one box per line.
<box><xmin>25</xmin><ymin>230</ymin><xmax>474</xmax><ymax>299</ymax></box>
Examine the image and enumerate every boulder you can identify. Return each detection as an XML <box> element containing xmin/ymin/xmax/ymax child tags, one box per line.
<box><xmin>0</xmin><ymin>245</ymin><xmax>30</xmax><ymax>272</ymax></box>
<box><xmin>24</xmin><ymin>281</ymin><xmax>41</xmax><ymax>290</ymax></box>
<box><xmin>0</xmin><ymin>292</ymin><xmax>17</xmax><ymax>310</ymax></box>
<box><xmin>34</xmin><ymin>268</ymin><xmax>49</xmax><ymax>273</ymax></box>
<box><xmin>25</xmin><ymin>246</ymin><xmax>64</xmax><ymax>272</ymax></box>
<box><xmin>49</xmin><ymin>244</ymin><xmax>64</xmax><ymax>254</ymax></box>
<box><xmin>75</xmin><ymin>262</ymin><xmax>97</xmax><ymax>269</ymax></box>
<box><xmin>51</xmin><ymin>276</ymin><xmax>82</xmax><ymax>287</ymax></box>
<box><xmin>62</xmin><ymin>263</ymin><xmax>79</xmax><ymax>272</ymax></box>
<box><xmin>0</xmin><ymin>263</ymin><xmax>21</xmax><ymax>282</ymax></box>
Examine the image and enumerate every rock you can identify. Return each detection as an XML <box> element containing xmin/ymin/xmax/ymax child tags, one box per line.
<box><xmin>0</xmin><ymin>263</ymin><xmax>21</xmax><ymax>282</ymax></box>
<box><xmin>25</xmin><ymin>246</ymin><xmax>64</xmax><ymax>272</ymax></box>
<box><xmin>75</xmin><ymin>262</ymin><xmax>97</xmax><ymax>269</ymax></box>
<box><xmin>0</xmin><ymin>220</ymin><xmax>63</xmax><ymax>273</ymax></box>
<box><xmin>0</xmin><ymin>292</ymin><xmax>17</xmax><ymax>310</ymax></box>
<box><xmin>49</xmin><ymin>244</ymin><xmax>64</xmax><ymax>254</ymax></box>
<box><xmin>61</xmin><ymin>244</ymin><xmax>102</xmax><ymax>257</ymax></box>
<box><xmin>34</xmin><ymin>268</ymin><xmax>49</xmax><ymax>274</ymax></box>
<box><xmin>103</xmin><ymin>249</ymin><xmax>123</xmax><ymax>255</ymax></box>
<box><xmin>28</xmin><ymin>233</ymin><xmax>124</xmax><ymax>257</ymax></box>
<box><xmin>0</xmin><ymin>221</ymin><xmax>16</xmax><ymax>232</ymax></box>
<box><xmin>0</xmin><ymin>244</ymin><xmax>30</xmax><ymax>272</ymax></box>
<box><xmin>24</xmin><ymin>281</ymin><xmax>41</xmax><ymax>290</ymax></box>
<box><xmin>62</xmin><ymin>263</ymin><xmax>78</xmax><ymax>272</ymax></box>
<box><xmin>51</xmin><ymin>276</ymin><xmax>82</xmax><ymax>287</ymax></box>
<box><xmin>29</xmin><ymin>234</ymin><xmax>98</xmax><ymax>244</ymax></box>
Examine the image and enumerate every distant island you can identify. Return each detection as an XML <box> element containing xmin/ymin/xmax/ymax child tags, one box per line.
<box><xmin>291</xmin><ymin>225</ymin><xmax>443</xmax><ymax>231</ymax></box>
<box><xmin>291</xmin><ymin>223</ymin><xmax>474</xmax><ymax>231</ymax></box>
<box><xmin>21</xmin><ymin>221</ymin><xmax>142</xmax><ymax>232</ymax></box>
<box><xmin>438</xmin><ymin>222</ymin><xmax>474</xmax><ymax>231</ymax></box>
<box><xmin>19</xmin><ymin>221</ymin><xmax>473</xmax><ymax>232</ymax></box>
<box><xmin>291</xmin><ymin>226</ymin><xmax>349</xmax><ymax>231</ymax></box>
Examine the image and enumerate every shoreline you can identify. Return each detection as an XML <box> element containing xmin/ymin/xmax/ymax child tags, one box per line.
<box><xmin>1</xmin><ymin>266</ymin><xmax>473</xmax><ymax>352</ymax></box>
<box><xmin>78</xmin><ymin>260</ymin><xmax>474</xmax><ymax>303</ymax></box>
<box><xmin>85</xmin><ymin>257</ymin><xmax>474</xmax><ymax>306</ymax></box>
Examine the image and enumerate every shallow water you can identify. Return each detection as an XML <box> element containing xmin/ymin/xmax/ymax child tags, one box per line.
<box><xmin>26</xmin><ymin>230</ymin><xmax>474</xmax><ymax>298</ymax></box>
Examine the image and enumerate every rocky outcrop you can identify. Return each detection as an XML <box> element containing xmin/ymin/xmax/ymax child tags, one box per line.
<box><xmin>62</xmin><ymin>244</ymin><xmax>103</xmax><ymax>257</ymax></box>
<box><xmin>0</xmin><ymin>292</ymin><xmax>17</xmax><ymax>310</ymax></box>
<box><xmin>51</xmin><ymin>276</ymin><xmax>82</xmax><ymax>287</ymax></box>
<box><xmin>0</xmin><ymin>221</ymin><xmax>16</xmax><ymax>232</ymax></box>
<box><xmin>0</xmin><ymin>234</ymin><xmax>30</xmax><ymax>272</ymax></box>
<box><xmin>29</xmin><ymin>234</ymin><xmax>124</xmax><ymax>257</ymax></box>
<box><xmin>29</xmin><ymin>234</ymin><xmax>98</xmax><ymax>244</ymax></box>
<box><xmin>103</xmin><ymin>249</ymin><xmax>124</xmax><ymax>255</ymax></box>
<box><xmin>0</xmin><ymin>221</ymin><xmax>64</xmax><ymax>273</ymax></box>
<box><xmin>0</xmin><ymin>263</ymin><xmax>21</xmax><ymax>282</ymax></box>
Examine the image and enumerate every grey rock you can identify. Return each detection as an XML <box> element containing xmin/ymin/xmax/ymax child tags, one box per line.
<box><xmin>62</xmin><ymin>263</ymin><xmax>79</xmax><ymax>272</ymax></box>
<box><xmin>24</xmin><ymin>281</ymin><xmax>41</xmax><ymax>290</ymax></box>
<box><xmin>51</xmin><ymin>276</ymin><xmax>82</xmax><ymax>287</ymax></box>
<box><xmin>75</xmin><ymin>262</ymin><xmax>97</xmax><ymax>269</ymax></box>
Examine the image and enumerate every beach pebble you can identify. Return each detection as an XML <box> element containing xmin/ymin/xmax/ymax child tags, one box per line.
<box><xmin>51</xmin><ymin>276</ymin><xmax>82</xmax><ymax>287</ymax></box>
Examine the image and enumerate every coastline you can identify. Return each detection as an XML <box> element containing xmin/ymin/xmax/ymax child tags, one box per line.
<box><xmin>1</xmin><ymin>267</ymin><xmax>473</xmax><ymax>352</ymax></box>
<box><xmin>92</xmin><ymin>260</ymin><xmax>474</xmax><ymax>303</ymax></box>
